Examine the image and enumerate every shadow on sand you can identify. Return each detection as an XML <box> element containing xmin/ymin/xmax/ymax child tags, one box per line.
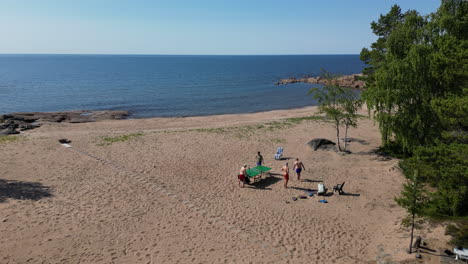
<box><xmin>248</xmin><ymin>176</ymin><xmax>282</xmax><ymax>190</ymax></box>
<box><xmin>339</xmin><ymin>192</ymin><xmax>361</xmax><ymax>197</ymax></box>
<box><xmin>300</xmin><ymin>179</ymin><xmax>323</xmax><ymax>183</ymax></box>
<box><xmin>0</xmin><ymin>179</ymin><xmax>53</xmax><ymax>203</ymax></box>
<box><xmin>290</xmin><ymin>186</ymin><xmax>314</xmax><ymax>192</ymax></box>
<box><xmin>354</xmin><ymin>148</ymin><xmax>394</xmax><ymax>162</ymax></box>
<box><xmin>276</xmin><ymin>156</ymin><xmax>293</xmax><ymax>161</ymax></box>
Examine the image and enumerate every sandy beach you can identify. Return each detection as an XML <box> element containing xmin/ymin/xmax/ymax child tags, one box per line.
<box><xmin>0</xmin><ymin>106</ymin><xmax>448</xmax><ymax>263</ymax></box>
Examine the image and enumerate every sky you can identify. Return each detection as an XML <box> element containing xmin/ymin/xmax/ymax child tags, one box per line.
<box><xmin>0</xmin><ymin>0</ymin><xmax>441</xmax><ymax>55</ymax></box>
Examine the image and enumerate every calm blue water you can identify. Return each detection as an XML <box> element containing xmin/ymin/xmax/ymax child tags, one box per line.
<box><xmin>0</xmin><ymin>55</ymin><xmax>364</xmax><ymax>118</ymax></box>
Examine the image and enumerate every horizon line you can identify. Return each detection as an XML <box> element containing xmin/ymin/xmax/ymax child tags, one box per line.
<box><xmin>0</xmin><ymin>53</ymin><xmax>360</xmax><ymax>56</ymax></box>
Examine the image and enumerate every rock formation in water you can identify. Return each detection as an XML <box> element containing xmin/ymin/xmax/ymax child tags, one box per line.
<box><xmin>0</xmin><ymin>110</ymin><xmax>129</xmax><ymax>135</ymax></box>
<box><xmin>276</xmin><ymin>73</ymin><xmax>366</xmax><ymax>89</ymax></box>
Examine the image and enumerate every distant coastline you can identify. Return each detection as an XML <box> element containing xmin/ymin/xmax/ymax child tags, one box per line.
<box><xmin>276</xmin><ymin>73</ymin><xmax>366</xmax><ymax>89</ymax></box>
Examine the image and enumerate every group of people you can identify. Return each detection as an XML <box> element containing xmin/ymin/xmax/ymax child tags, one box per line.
<box><xmin>238</xmin><ymin>151</ymin><xmax>305</xmax><ymax>188</ymax></box>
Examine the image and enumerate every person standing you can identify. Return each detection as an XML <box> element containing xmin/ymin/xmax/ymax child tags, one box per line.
<box><xmin>281</xmin><ymin>163</ymin><xmax>289</xmax><ymax>188</ymax></box>
<box><xmin>238</xmin><ymin>164</ymin><xmax>248</xmax><ymax>188</ymax></box>
<box><xmin>255</xmin><ymin>151</ymin><xmax>264</xmax><ymax>166</ymax></box>
<box><xmin>293</xmin><ymin>158</ymin><xmax>306</xmax><ymax>181</ymax></box>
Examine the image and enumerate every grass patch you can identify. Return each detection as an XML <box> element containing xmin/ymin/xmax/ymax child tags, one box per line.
<box><xmin>356</xmin><ymin>114</ymin><xmax>369</xmax><ymax>119</ymax></box>
<box><xmin>166</xmin><ymin>115</ymin><xmax>328</xmax><ymax>139</ymax></box>
<box><xmin>192</xmin><ymin>128</ymin><xmax>227</xmax><ymax>134</ymax></box>
<box><xmin>271</xmin><ymin>138</ymin><xmax>286</xmax><ymax>144</ymax></box>
<box><xmin>0</xmin><ymin>135</ymin><xmax>19</xmax><ymax>144</ymax></box>
<box><xmin>99</xmin><ymin>132</ymin><xmax>144</xmax><ymax>145</ymax></box>
<box><xmin>285</xmin><ymin>115</ymin><xmax>327</xmax><ymax>124</ymax></box>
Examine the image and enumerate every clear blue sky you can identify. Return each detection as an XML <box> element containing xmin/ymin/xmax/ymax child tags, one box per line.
<box><xmin>0</xmin><ymin>0</ymin><xmax>441</xmax><ymax>55</ymax></box>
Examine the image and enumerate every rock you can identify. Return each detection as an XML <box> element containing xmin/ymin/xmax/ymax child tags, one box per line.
<box><xmin>0</xmin><ymin>127</ymin><xmax>19</xmax><ymax>135</ymax></box>
<box><xmin>276</xmin><ymin>73</ymin><xmax>366</xmax><ymax>89</ymax></box>
<box><xmin>0</xmin><ymin>110</ymin><xmax>130</xmax><ymax>135</ymax></box>
<box><xmin>307</xmin><ymin>138</ymin><xmax>336</xmax><ymax>151</ymax></box>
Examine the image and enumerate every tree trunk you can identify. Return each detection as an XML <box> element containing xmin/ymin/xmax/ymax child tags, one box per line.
<box><xmin>336</xmin><ymin>121</ymin><xmax>342</xmax><ymax>152</ymax></box>
<box><xmin>409</xmin><ymin>212</ymin><xmax>415</xmax><ymax>254</ymax></box>
<box><xmin>344</xmin><ymin>124</ymin><xmax>349</xmax><ymax>151</ymax></box>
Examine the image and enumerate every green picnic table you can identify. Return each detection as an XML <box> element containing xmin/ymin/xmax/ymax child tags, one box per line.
<box><xmin>246</xmin><ymin>165</ymin><xmax>272</xmax><ymax>182</ymax></box>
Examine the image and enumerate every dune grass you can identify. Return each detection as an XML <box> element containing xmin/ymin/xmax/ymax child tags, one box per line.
<box><xmin>179</xmin><ymin>115</ymin><xmax>327</xmax><ymax>140</ymax></box>
<box><xmin>0</xmin><ymin>135</ymin><xmax>20</xmax><ymax>144</ymax></box>
<box><xmin>271</xmin><ymin>138</ymin><xmax>287</xmax><ymax>144</ymax></box>
<box><xmin>98</xmin><ymin>132</ymin><xmax>144</xmax><ymax>145</ymax></box>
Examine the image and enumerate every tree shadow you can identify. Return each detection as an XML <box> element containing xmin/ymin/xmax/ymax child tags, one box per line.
<box><xmin>418</xmin><ymin>249</ymin><xmax>456</xmax><ymax>259</ymax></box>
<box><xmin>418</xmin><ymin>246</ymin><xmax>437</xmax><ymax>253</ymax></box>
<box><xmin>354</xmin><ymin>148</ymin><xmax>394</xmax><ymax>161</ymax></box>
<box><xmin>0</xmin><ymin>179</ymin><xmax>53</xmax><ymax>203</ymax></box>
<box><xmin>344</xmin><ymin>138</ymin><xmax>370</xmax><ymax>145</ymax></box>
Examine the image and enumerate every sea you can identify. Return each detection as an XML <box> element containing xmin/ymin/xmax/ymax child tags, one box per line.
<box><xmin>0</xmin><ymin>55</ymin><xmax>365</xmax><ymax>118</ymax></box>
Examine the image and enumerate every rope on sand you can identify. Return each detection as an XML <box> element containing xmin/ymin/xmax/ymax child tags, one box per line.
<box><xmin>60</xmin><ymin>143</ymin><xmax>289</xmax><ymax>260</ymax></box>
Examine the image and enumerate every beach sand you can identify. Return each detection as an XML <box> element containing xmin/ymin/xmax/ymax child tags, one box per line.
<box><xmin>0</xmin><ymin>106</ymin><xmax>448</xmax><ymax>263</ymax></box>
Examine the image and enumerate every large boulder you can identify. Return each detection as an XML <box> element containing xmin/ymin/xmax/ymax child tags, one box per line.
<box><xmin>307</xmin><ymin>138</ymin><xmax>336</xmax><ymax>151</ymax></box>
<box><xmin>0</xmin><ymin>127</ymin><xmax>20</xmax><ymax>135</ymax></box>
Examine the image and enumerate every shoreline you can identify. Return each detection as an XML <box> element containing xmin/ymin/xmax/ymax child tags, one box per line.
<box><xmin>1</xmin><ymin>106</ymin><xmax>322</xmax><ymax>135</ymax></box>
<box><xmin>1</xmin><ymin>104</ymin><xmax>321</xmax><ymax>121</ymax></box>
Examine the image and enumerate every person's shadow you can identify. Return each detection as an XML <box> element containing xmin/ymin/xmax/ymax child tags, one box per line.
<box><xmin>0</xmin><ymin>179</ymin><xmax>53</xmax><ymax>203</ymax></box>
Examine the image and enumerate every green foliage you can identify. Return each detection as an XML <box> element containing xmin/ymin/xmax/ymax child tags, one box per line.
<box><xmin>309</xmin><ymin>70</ymin><xmax>363</xmax><ymax>152</ymax></box>
<box><xmin>285</xmin><ymin>115</ymin><xmax>326</xmax><ymax>124</ymax></box>
<box><xmin>361</xmin><ymin>5</ymin><xmax>405</xmax><ymax>77</ymax></box>
<box><xmin>0</xmin><ymin>135</ymin><xmax>19</xmax><ymax>144</ymax></box>
<box><xmin>361</xmin><ymin>0</ymin><xmax>468</xmax><ymax>152</ymax></box>
<box><xmin>446</xmin><ymin>221</ymin><xmax>468</xmax><ymax>247</ymax></box>
<box><xmin>395</xmin><ymin>170</ymin><xmax>428</xmax><ymax>217</ymax></box>
<box><xmin>175</xmin><ymin>116</ymin><xmax>325</xmax><ymax>140</ymax></box>
<box><xmin>363</xmin><ymin>0</ymin><xmax>468</xmax><ymax>245</ymax></box>
<box><xmin>99</xmin><ymin>132</ymin><xmax>144</xmax><ymax>145</ymax></box>
<box><xmin>400</xmin><ymin>143</ymin><xmax>468</xmax><ymax>217</ymax></box>
<box><xmin>271</xmin><ymin>138</ymin><xmax>286</xmax><ymax>144</ymax></box>
<box><xmin>431</xmin><ymin>90</ymin><xmax>468</xmax><ymax>133</ymax></box>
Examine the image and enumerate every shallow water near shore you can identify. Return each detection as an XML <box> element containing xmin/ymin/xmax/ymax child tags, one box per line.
<box><xmin>0</xmin><ymin>54</ymin><xmax>364</xmax><ymax>118</ymax></box>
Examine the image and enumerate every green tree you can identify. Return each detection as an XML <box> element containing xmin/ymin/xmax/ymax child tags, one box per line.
<box><xmin>446</xmin><ymin>221</ymin><xmax>468</xmax><ymax>248</ymax></box>
<box><xmin>395</xmin><ymin>170</ymin><xmax>428</xmax><ymax>254</ymax></box>
<box><xmin>309</xmin><ymin>70</ymin><xmax>363</xmax><ymax>152</ymax></box>
<box><xmin>400</xmin><ymin>143</ymin><xmax>468</xmax><ymax>217</ymax></box>
<box><xmin>363</xmin><ymin>0</ymin><xmax>468</xmax><ymax>250</ymax></box>
<box><xmin>360</xmin><ymin>0</ymin><xmax>467</xmax><ymax>152</ymax></box>
<box><xmin>341</xmin><ymin>92</ymin><xmax>363</xmax><ymax>152</ymax></box>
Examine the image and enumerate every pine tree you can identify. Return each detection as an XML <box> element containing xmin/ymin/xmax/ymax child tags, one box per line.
<box><xmin>395</xmin><ymin>170</ymin><xmax>428</xmax><ymax>254</ymax></box>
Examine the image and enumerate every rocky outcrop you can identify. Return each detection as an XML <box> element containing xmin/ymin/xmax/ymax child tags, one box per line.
<box><xmin>276</xmin><ymin>73</ymin><xmax>366</xmax><ymax>89</ymax></box>
<box><xmin>0</xmin><ymin>110</ymin><xmax>129</xmax><ymax>135</ymax></box>
<box><xmin>307</xmin><ymin>138</ymin><xmax>336</xmax><ymax>151</ymax></box>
